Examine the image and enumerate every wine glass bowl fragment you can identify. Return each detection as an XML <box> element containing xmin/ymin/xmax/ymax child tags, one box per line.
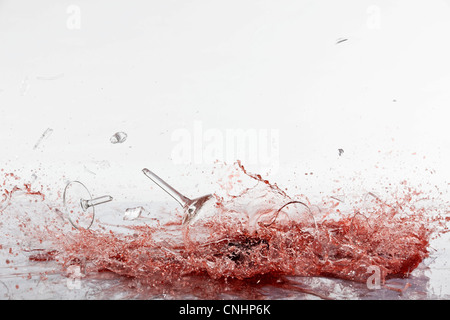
<box><xmin>123</xmin><ymin>206</ymin><xmax>146</xmax><ymax>221</ymax></box>
<box><xmin>182</xmin><ymin>194</ymin><xmax>215</xmax><ymax>225</ymax></box>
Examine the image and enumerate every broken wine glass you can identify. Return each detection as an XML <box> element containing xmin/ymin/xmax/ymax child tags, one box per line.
<box><xmin>63</xmin><ymin>181</ymin><xmax>113</xmax><ymax>230</ymax></box>
<box><xmin>142</xmin><ymin>168</ymin><xmax>214</xmax><ymax>225</ymax></box>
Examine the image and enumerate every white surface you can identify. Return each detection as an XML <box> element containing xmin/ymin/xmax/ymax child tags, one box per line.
<box><xmin>0</xmin><ymin>0</ymin><xmax>449</xmax><ymax>201</ymax></box>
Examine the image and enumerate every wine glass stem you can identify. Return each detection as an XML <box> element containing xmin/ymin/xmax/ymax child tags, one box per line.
<box><xmin>142</xmin><ymin>168</ymin><xmax>190</xmax><ymax>207</ymax></box>
<box><xmin>81</xmin><ymin>195</ymin><xmax>113</xmax><ymax>211</ymax></box>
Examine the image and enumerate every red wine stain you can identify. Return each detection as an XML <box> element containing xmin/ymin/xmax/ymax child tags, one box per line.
<box><xmin>23</xmin><ymin>183</ymin><xmax>45</xmax><ymax>201</ymax></box>
<box><xmin>28</xmin><ymin>249</ymin><xmax>58</xmax><ymax>262</ymax></box>
<box><xmin>0</xmin><ymin>172</ymin><xmax>45</xmax><ymax>203</ymax></box>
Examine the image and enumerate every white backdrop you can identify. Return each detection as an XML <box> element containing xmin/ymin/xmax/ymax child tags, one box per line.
<box><xmin>0</xmin><ymin>0</ymin><xmax>449</xmax><ymax>203</ymax></box>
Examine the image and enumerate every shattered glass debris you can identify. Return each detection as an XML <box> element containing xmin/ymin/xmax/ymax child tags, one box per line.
<box><xmin>123</xmin><ymin>206</ymin><xmax>145</xmax><ymax>221</ymax></box>
<box><xmin>110</xmin><ymin>132</ymin><xmax>128</xmax><ymax>144</ymax></box>
<box><xmin>33</xmin><ymin>128</ymin><xmax>53</xmax><ymax>150</ymax></box>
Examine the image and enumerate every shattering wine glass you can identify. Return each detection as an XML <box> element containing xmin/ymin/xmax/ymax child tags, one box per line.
<box><xmin>142</xmin><ymin>168</ymin><xmax>214</xmax><ymax>225</ymax></box>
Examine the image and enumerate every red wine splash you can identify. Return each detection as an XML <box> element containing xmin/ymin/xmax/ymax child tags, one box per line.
<box><xmin>55</xmin><ymin>162</ymin><xmax>447</xmax><ymax>285</ymax></box>
<box><xmin>0</xmin><ymin>163</ymin><xmax>448</xmax><ymax>297</ymax></box>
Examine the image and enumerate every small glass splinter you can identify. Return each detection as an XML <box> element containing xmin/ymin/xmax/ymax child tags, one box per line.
<box><xmin>142</xmin><ymin>168</ymin><xmax>213</xmax><ymax>225</ymax></box>
<box><xmin>63</xmin><ymin>181</ymin><xmax>113</xmax><ymax>230</ymax></box>
<box><xmin>123</xmin><ymin>206</ymin><xmax>145</xmax><ymax>221</ymax></box>
<box><xmin>110</xmin><ymin>132</ymin><xmax>127</xmax><ymax>144</ymax></box>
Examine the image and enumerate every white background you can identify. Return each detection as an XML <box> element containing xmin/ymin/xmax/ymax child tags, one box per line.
<box><xmin>0</xmin><ymin>0</ymin><xmax>449</xmax><ymax>203</ymax></box>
